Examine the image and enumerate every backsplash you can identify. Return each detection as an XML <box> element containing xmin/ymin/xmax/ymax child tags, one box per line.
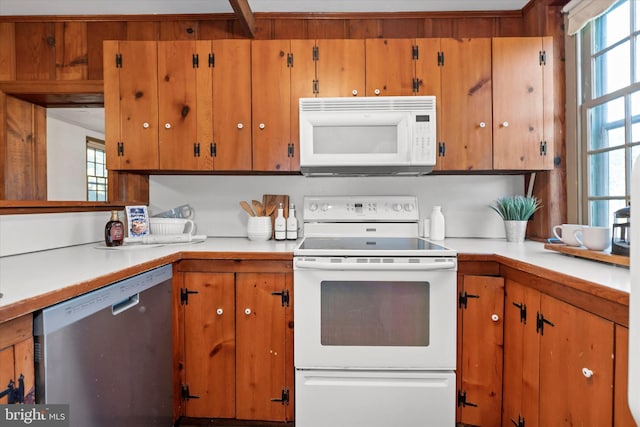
<box><xmin>149</xmin><ymin>174</ymin><xmax>523</xmax><ymax>239</ymax></box>
<box><xmin>0</xmin><ymin>174</ymin><xmax>523</xmax><ymax>257</ymax></box>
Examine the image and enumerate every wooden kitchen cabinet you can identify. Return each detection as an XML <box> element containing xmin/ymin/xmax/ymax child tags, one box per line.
<box><xmin>437</xmin><ymin>38</ymin><xmax>493</xmax><ymax>171</ymax></box>
<box><xmin>492</xmin><ymin>37</ymin><xmax>554</xmax><ymax>170</ymax></box>
<box><xmin>365</xmin><ymin>38</ymin><xmax>416</xmax><ymax>97</ymax></box>
<box><xmin>456</xmin><ymin>263</ymin><xmax>504</xmax><ymax>427</ymax></box>
<box><xmin>104</xmin><ymin>40</ymin><xmax>159</xmax><ymax>170</ymax></box>
<box><xmin>106</xmin><ymin>40</ymin><xmax>251</xmax><ymax>172</ymax></box>
<box><xmin>196</xmin><ymin>39</ymin><xmax>252</xmax><ymax>171</ymax></box>
<box><xmin>251</xmin><ymin>40</ymin><xmax>295</xmax><ymax>172</ymax></box>
<box><xmin>0</xmin><ymin>315</ymin><xmax>34</xmax><ymax>405</ymax></box>
<box><xmin>177</xmin><ymin>259</ymin><xmax>294</xmax><ymax>422</ymax></box>
<box><xmin>503</xmin><ymin>278</ymin><xmax>615</xmax><ymax>427</ymax></box>
<box><xmin>614</xmin><ymin>325</ymin><xmax>638</xmax><ymax>426</ymax></box>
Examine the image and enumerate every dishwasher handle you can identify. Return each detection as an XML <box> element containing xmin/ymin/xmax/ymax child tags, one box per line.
<box><xmin>112</xmin><ymin>294</ymin><xmax>140</xmax><ymax>315</ymax></box>
<box><xmin>294</xmin><ymin>259</ymin><xmax>456</xmax><ymax>271</ymax></box>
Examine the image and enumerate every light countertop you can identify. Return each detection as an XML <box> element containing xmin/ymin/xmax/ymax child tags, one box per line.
<box><xmin>0</xmin><ymin>237</ymin><xmax>630</xmax><ymax>323</ymax></box>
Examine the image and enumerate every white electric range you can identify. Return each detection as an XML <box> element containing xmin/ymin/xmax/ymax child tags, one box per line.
<box><xmin>293</xmin><ymin>195</ymin><xmax>457</xmax><ymax>427</ymax></box>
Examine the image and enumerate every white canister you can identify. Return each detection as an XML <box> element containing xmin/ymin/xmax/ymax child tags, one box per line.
<box><xmin>429</xmin><ymin>206</ymin><xmax>445</xmax><ymax>241</ymax></box>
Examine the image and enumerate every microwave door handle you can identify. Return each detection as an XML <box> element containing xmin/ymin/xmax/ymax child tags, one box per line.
<box><xmin>294</xmin><ymin>259</ymin><xmax>456</xmax><ymax>271</ymax></box>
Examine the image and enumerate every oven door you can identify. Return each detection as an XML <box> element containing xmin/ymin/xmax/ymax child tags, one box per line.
<box><xmin>293</xmin><ymin>257</ymin><xmax>456</xmax><ymax>370</ymax></box>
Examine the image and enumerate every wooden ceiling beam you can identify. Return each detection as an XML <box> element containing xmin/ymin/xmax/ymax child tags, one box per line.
<box><xmin>228</xmin><ymin>0</ymin><xmax>256</xmax><ymax>38</ymax></box>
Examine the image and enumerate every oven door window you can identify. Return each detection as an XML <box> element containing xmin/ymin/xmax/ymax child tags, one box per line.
<box><xmin>320</xmin><ymin>281</ymin><xmax>429</xmax><ymax>346</ymax></box>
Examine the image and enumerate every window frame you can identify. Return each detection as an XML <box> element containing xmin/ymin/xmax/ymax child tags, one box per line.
<box><xmin>575</xmin><ymin>0</ymin><xmax>639</xmax><ymax>227</ymax></box>
<box><xmin>86</xmin><ymin>136</ymin><xmax>108</xmax><ymax>202</ymax></box>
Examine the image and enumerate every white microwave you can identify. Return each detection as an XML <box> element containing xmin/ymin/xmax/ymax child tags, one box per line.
<box><xmin>299</xmin><ymin>96</ymin><xmax>436</xmax><ymax>176</ymax></box>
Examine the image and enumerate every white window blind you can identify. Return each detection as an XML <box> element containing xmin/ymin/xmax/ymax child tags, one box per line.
<box><xmin>563</xmin><ymin>0</ymin><xmax>618</xmax><ymax>35</ymax></box>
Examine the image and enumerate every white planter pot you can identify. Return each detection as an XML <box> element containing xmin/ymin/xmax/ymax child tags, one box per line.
<box><xmin>504</xmin><ymin>220</ymin><xmax>528</xmax><ymax>243</ymax></box>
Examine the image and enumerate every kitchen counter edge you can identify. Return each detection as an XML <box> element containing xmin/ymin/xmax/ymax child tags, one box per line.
<box><xmin>0</xmin><ymin>237</ymin><xmax>630</xmax><ymax>324</ymax></box>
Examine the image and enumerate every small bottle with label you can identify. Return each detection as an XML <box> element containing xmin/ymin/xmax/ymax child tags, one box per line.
<box><xmin>105</xmin><ymin>210</ymin><xmax>124</xmax><ymax>247</ymax></box>
<box><xmin>429</xmin><ymin>206</ymin><xmax>445</xmax><ymax>241</ymax></box>
<box><xmin>286</xmin><ymin>203</ymin><xmax>298</xmax><ymax>240</ymax></box>
<box><xmin>274</xmin><ymin>203</ymin><xmax>286</xmax><ymax>241</ymax></box>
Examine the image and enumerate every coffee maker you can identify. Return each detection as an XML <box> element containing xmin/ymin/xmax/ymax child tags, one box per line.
<box><xmin>612</xmin><ymin>206</ymin><xmax>630</xmax><ymax>256</ymax></box>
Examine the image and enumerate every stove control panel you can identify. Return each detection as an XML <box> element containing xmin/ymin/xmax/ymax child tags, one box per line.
<box><xmin>303</xmin><ymin>196</ymin><xmax>420</xmax><ymax>222</ymax></box>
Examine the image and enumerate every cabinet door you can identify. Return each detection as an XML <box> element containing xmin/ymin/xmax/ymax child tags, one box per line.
<box><xmin>236</xmin><ymin>272</ymin><xmax>292</xmax><ymax>422</ymax></box>
<box><xmin>365</xmin><ymin>38</ymin><xmax>415</xmax><ymax>96</ymax></box>
<box><xmin>158</xmin><ymin>40</ymin><xmax>198</xmax><ymax>170</ymax></box>
<box><xmin>502</xmin><ymin>279</ymin><xmax>541</xmax><ymax>427</ymax></box>
<box><xmin>315</xmin><ymin>39</ymin><xmax>365</xmax><ymax>97</ymax></box>
<box><xmin>212</xmin><ymin>39</ymin><xmax>252</xmax><ymax>171</ymax></box>
<box><xmin>493</xmin><ymin>37</ymin><xmax>554</xmax><ymax>170</ymax></box>
<box><xmin>614</xmin><ymin>325</ymin><xmax>638</xmax><ymax>427</ymax></box>
<box><xmin>457</xmin><ymin>275</ymin><xmax>504</xmax><ymax>427</ymax></box>
<box><xmin>193</xmin><ymin>40</ymin><xmax>215</xmax><ymax>171</ymax></box>
<box><xmin>0</xmin><ymin>315</ymin><xmax>35</xmax><ymax>404</ymax></box>
<box><xmin>538</xmin><ymin>294</ymin><xmax>614</xmax><ymax>427</ymax></box>
<box><xmin>251</xmin><ymin>40</ymin><xmax>293</xmax><ymax>172</ymax></box>
<box><xmin>183</xmin><ymin>272</ymin><xmax>235</xmax><ymax>418</ymax></box>
<box><xmin>290</xmin><ymin>39</ymin><xmax>316</xmax><ymax>173</ymax></box>
<box><xmin>104</xmin><ymin>41</ymin><xmax>159</xmax><ymax>170</ymax></box>
<box><xmin>438</xmin><ymin>38</ymin><xmax>492</xmax><ymax>171</ymax></box>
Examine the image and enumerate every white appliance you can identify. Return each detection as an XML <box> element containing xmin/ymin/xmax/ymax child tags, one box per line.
<box><xmin>294</xmin><ymin>196</ymin><xmax>457</xmax><ymax>427</ymax></box>
<box><xmin>299</xmin><ymin>96</ymin><xmax>437</xmax><ymax>176</ymax></box>
<box><xmin>629</xmin><ymin>155</ymin><xmax>640</xmax><ymax>423</ymax></box>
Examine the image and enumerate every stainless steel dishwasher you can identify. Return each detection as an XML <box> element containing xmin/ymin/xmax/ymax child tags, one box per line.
<box><xmin>33</xmin><ymin>264</ymin><xmax>173</xmax><ymax>427</ymax></box>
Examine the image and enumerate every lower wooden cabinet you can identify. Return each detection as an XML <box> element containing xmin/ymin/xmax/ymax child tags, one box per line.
<box><xmin>175</xmin><ymin>259</ymin><xmax>294</xmax><ymax>423</ymax></box>
<box><xmin>457</xmin><ymin>273</ymin><xmax>504</xmax><ymax>426</ymax></box>
<box><xmin>503</xmin><ymin>277</ymin><xmax>615</xmax><ymax>427</ymax></box>
<box><xmin>458</xmin><ymin>261</ymin><xmax>636</xmax><ymax>427</ymax></box>
<box><xmin>0</xmin><ymin>314</ymin><xmax>34</xmax><ymax>404</ymax></box>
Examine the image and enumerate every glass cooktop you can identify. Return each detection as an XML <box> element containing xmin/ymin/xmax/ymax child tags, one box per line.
<box><xmin>295</xmin><ymin>237</ymin><xmax>455</xmax><ymax>256</ymax></box>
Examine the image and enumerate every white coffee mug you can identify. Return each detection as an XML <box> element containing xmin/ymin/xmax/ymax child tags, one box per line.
<box><xmin>552</xmin><ymin>224</ymin><xmax>583</xmax><ymax>246</ymax></box>
<box><xmin>574</xmin><ymin>226</ymin><xmax>610</xmax><ymax>251</ymax></box>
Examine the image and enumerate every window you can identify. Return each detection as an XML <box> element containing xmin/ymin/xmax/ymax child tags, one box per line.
<box><xmin>86</xmin><ymin>137</ymin><xmax>107</xmax><ymax>201</ymax></box>
<box><xmin>579</xmin><ymin>0</ymin><xmax>640</xmax><ymax>227</ymax></box>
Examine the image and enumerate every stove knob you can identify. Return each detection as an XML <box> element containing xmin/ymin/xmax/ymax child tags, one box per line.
<box><xmin>321</xmin><ymin>203</ymin><xmax>330</xmax><ymax>212</ymax></box>
<box><xmin>392</xmin><ymin>203</ymin><xmax>403</xmax><ymax>212</ymax></box>
<box><xmin>309</xmin><ymin>203</ymin><xmax>318</xmax><ymax>212</ymax></box>
<box><xmin>403</xmin><ymin>203</ymin><xmax>414</xmax><ymax>212</ymax></box>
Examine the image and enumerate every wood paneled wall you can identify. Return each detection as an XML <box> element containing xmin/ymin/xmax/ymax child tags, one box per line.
<box><xmin>0</xmin><ymin>0</ymin><xmax>568</xmax><ymax>237</ymax></box>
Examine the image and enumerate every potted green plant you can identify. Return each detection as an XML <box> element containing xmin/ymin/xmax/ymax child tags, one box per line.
<box><xmin>490</xmin><ymin>195</ymin><xmax>542</xmax><ymax>242</ymax></box>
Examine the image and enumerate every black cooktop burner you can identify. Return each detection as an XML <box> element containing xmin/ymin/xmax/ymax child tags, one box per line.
<box><xmin>297</xmin><ymin>237</ymin><xmax>449</xmax><ymax>252</ymax></box>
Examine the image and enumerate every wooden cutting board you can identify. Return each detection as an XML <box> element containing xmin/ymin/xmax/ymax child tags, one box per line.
<box><xmin>262</xmin><ymin>194</ymin><xmax>289</xmax><ymax>238</ymax></box>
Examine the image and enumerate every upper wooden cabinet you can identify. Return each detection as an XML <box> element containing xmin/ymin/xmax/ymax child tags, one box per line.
<box><xmin>251</xmin><ymin>40</ymin><xmax>295</xmax><ymax>172</ymax></box>
<box><xmin>196</xmin><ymin>40</ymin><xmax>252</xmax><ymax>171</ymax></box>
<box><xmin>104</xmin><ymin>40</ymin><xmax>159</xmax><ymax>170</ymax></box>
<box><xmin>492</xmin><ymin>37</ymin><xmax>554</xmax><ymax>170</ymax></box>
<box><xmin>366</xmin><ymin>38</ymin><xmax>416</xmax><ymax>96</ymax></box>
<box><xmin>104</xmin><ymin>40</ymin><xmax>252</xmax><ymax>172</ymax></box>
<box><xmin>103</xmin><ymin>37</ymin><xmax>555</xmax><ymax>174</ymax></box>
<box><xmin>437</xmin><ymin>38</ymin><xmax>493</xmax><ymax>171</ymax></box>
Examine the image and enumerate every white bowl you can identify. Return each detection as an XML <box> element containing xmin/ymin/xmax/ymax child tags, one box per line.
<box><xmin>149</xmin><ymin>218</ymin><xmax>195</xmax><ymax>235</ymax></box>
<box><xmin>247</xmin><ymin>216</ymin><xmax>272</xmax><ymax>241</ymax></box>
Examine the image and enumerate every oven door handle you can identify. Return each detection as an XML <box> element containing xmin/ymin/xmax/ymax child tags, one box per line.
<box><xmin>294</xmin><ymin>259</ymin><xmax>456</xmax><ymax>271</ymax></box>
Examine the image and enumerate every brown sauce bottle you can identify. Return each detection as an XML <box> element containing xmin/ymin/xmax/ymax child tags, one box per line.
<box><xmin>105</xmin><ymin>210</ymin><xmax>124</xmax><ymax>247</ymax></box>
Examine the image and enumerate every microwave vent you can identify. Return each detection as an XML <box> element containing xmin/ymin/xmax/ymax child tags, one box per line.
<box><xmin>299</xmin><ymin>96</ymin><xmax>435</xmax><ymax>112</ymax></box>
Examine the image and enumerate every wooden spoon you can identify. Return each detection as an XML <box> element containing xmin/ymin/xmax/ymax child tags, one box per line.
<box><xmin>240</xmin><ymin>201</ymin><xmax>255</xmax><ymax>217</ymax></box>
<box><xmin>252</xmin><ymin>200</ymin><xmax>264</xmax><ymax>216</ymax></box>
<box><xmin>264</xmin><ymin>203</ymin><xmax>276</xmax><ymax>217</ymax></box>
